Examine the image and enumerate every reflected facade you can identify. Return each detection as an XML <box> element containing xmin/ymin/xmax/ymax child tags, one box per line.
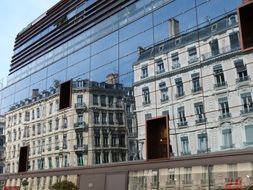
<box><xmin>0</xmin><ymin>0</ymin><xmax>252</xmax><ymax>179</ymax></box>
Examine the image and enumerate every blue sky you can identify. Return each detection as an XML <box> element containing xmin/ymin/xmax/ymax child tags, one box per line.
<box><xmin>0</xmin><ymin>0</ymin><xmax>59</xmax><ymax>85</ymax></box>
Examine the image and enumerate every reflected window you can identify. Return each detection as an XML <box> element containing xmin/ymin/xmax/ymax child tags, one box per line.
<box><xmin>198</xmin><ymin>133</ymin><xmax>208</xmax><ymax>153</ymax></box>
<box><xmin>175</xmin><ymin>78</ymin><xmax>184</xmax><ymax>97</ymax></box>
<box><xmin>77</xmin><ymin>154</ymin><xmax>84</xmax><ymax>166</ymax></box>
<box><xmin>234</xmin><ymin>59</ymin><xmax>249</xmax><ymax>83</ymax></box>
<box><xmin>210</xmin><ymin>39</ymin><xmax>219</xmax><ymax>56</ymax></box>
<box><xmin>222</xmin><ymin>129</ymin><xmax>233</xmax><ymax>149</ymax></box>
<box><xmin>108</xmin><ymin>96</ymin><xmax>114</xmax><ymax>107</ymax></box>
<box><xmin>151</xmin><ymin>170</ymin><xmax>158</xmax><ymax>188</ymax></box>
<box><xmin>159</xmin><ymin>82</ymin><xmax>168</xmax><ymax>102</ymax></box>
<box><xmin>178</xmin><ymin>107</ymin><xmax>187</xmax><ymax>127</ymax></box>
<box><xmin>156</xmin><ymin>59</ymin><xmax>165</xmax><ymax>74</ymax></box>
<box><xmin>194</xmin><ymin>102</ymin><xmax>206</xmax><ymax>124</ymax></box>
<box><xmin>241</xmin><ymin>93</ymin><xmax>253</xmax><ymax>114</ymax></box>
<box><xmin>103</xmin><ymin>152</ymin><xmax>109</xmax><ymax>163</ymax></box>
<box><xmin>103</xmin><ymin>131</ymin><xmax>108</xmax><ymax>147</ymax></box>
<box><xmin>116</xmin><ymin>113</ymin><xmax>123</xmax><ymax>125</ymax></box>
<box><xmin>95</xmin><ymin>152</ymin><xmax>100</xmax><ymax>164</ymax></box>
<box><xmin>227</xmin><ymin>164</ymin><xmax>238</xmax><ymax>181</ymax></box>
<box><xmin>93</xmin><ymin>94</ymin><xmax>98</xmax><ymax>106</ymax></box>
<box><xmin>228</xmin><ymin>15</ymin><xmax>237</xmax><ymax>26</ymax></box>
<box><xmin>109</xmin><ymin>113</ymin><xmax>114</xmax><ymax>125</ymax></box>
<box><xmin>181</xmin><ymin>137</ymin><xmax>190</xmax><ymax>155</ymax></box>
<box><xmin>94</xmin><ymin>112</ymin><xmax>99</xmax><ymax>124</ymax></box>
<box><xmin>191</xmin><ymin>73</ymin><xmax>201</xmax><ymax>93</ymax></box>
<box><xmin>188</xmin><ymin>47</ymin><xmax>198</xmax><ymax>64</ymax></box>
<box><xmin>100</xmin><ymin>95</ymin><xmax>106</xmax><ymax>107</ymax></box>
<box><xmin>142</xmin><ymin>87</ymin><xmax>150</xmax><ymax>105</ymax></box>
<box><xmin>102</xmin><ymin>113</ymin><xmax>107</xmax><ymax>125</ymax></box>
<box><xmin>48</xmin><ymin>157</ymin><xmax>52</xmax><ymax>169</ymax></box>
<box><xmin>48</xmin><ymin>137</ymin><xmax>52</xmax><ymax>151</ymax></box>
<box><xmin>55</xmin><ymin>156</ymin><xmax>59</xmax><ymax>168</ymax></box>
<box><xmin>218</xmin><ymin>97</ymin><xmax>230</xmax><ymax>119</ymax></box>
<box><xmin>183</xmin><ymin>167</ymin><xmax>192</xmax><ymax>184</ymax></box>
<box><xmin>63</xmin><ymin>134</ymin><xmax>67</xmax><ymax>149</ymax></box>
<box><xmin>172</xmin><ymin>52</ymin><xmax>180</xmax><ymax>69</ymax></box>
<box><xmin>245</xmin><ymin>125</ymin><xmax>253</xmax><ymax>146</ymax></box>
<box><xmin>229</xmin><ymin>32</ymin><xmax>240</xmax><ymax>50</ymax></box>
<box><xmin>94</xmin><ymin>129</ymin><xmax>100</xmax><ymax>147</ymax></box>
<box><xmin>167</xmin><ymin>168</ymin><xmax>176</xmax><ymax>185</ymax></box>
<box><xmin>213</xmin><ymin>64</ymin><xmax>226</xmax><ymax>88</ymax></box>
<box><xmin>141</xmin><ymin>65</ymin><xmax>148</xmax><ymax>79</ymax></box>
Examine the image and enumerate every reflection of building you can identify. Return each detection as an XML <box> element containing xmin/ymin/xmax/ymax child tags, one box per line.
<box><xmin>0</xmin><ymin>116</ymin><xmax>5</xmax><ymax>174</ymax></box>
<box><xmin>133</xmin><ymin>12</ymin><xmax>253</xmax><ymax>159</ymax></box>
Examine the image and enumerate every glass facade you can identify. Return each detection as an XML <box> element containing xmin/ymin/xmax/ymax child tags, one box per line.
<box><xmin>2</xmin><ymin>0</ymin><xmax>253</xmax><ymax>181</ymax></box>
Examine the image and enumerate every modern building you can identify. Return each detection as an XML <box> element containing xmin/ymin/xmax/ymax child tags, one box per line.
<box><xmin>133</xmin><ymin>11</ymin><xmax>253</xmax><ymax>159</ymax></box>
<box><xmin>0</xmin><ymin>0</ymin><xmax>253</xmax><ymax>189</ymax></box>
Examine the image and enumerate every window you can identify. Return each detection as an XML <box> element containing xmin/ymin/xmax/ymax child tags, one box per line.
<box><xmin>181</xmin><ymin>137</ymin><xmax>190</xmax><ymax>155</ymax></box>
<box><xmin>119</xmin><ymin>134</ymin><xmax>125</xmax><ymax>147</ymax></box>
<box><xmin>32</xmin><ymin>125</ymin><xmax>35</xmax><ymax>136</ymax></box>
<box><xmin>94</xmin><ymin>129</ymin><xmax>100</xmax><ymax>147</ymax></box>
<box><xmin>77</xmin><ymin>113</ymin><xmax>83</xmax><ymax>123</ymax></box>
<box><xmin>156</xmin><ymin>59</ymin><xmax>165</xmax><ymax>74</ymax></box>
<box><xmin>188</xmin><ymin>47</ymin><xmax>198</xmax><ymax>64</ymax></box>
<box><xmin>241</xmin><ymin>93</ymin><xmax>253</xmax><ymax>114</ymax></box>
<box><xmin>42</xmin><ymin>139</ymin><xmax>45</xmax><ymax>152</ymax></box>
<box><xmin>63</xmin><ymin>117</ymin><xmax>68</xmax><ymax>128</ymax></box>
<box><xmin>37</xmin><ymin>140</ymin><xmax>41</xmax><ymax>154</ymax></box>
<box><xmin>183</xmin><ymin>167</ymin><xmax>192</xmax><ymax>184</ymax></box>
<box><xmin>151</xmin><ymin>170</ymin><xmax>158</xmax><ymax>188</ymax></box>
<box><xmin>55</xmin><ymin>118</ymin><xmax>59</xmax><ymax>130</ymax></box>
<box><xmin>93</xmin><ymin>94</ymin><xmax>98</xmax><ymax>105</ymax></box>
<box><xmin>159</xmin><ymin>82</ymin><xmax>168</xmax><ymax>102</ymax></box>
<box><xmin>77</xmin><ymin>154</ymin><xmax>84</xmax><ymax>166</ymax></box>
<box><xmin>145</xmin><ymin>113</ymin><xmax>152</xmax><ymax>120</ymax></box>
<box><xmin>49</xmin><ymin>103</ymin><xmax>53</xmax><ymax>115</ymax></box>
<box><xmin>112</xmin><ymin>134</ymin><xmax>117</xmax><ymax>147</ymax></box>
<box><xmin>116</xmin><ymin>113</ymin><xmax>123</xmax><ymax>125</ymax></box>
<box><xmin>109</xmin><ymin>113</ymin><xmax>114</xmax><ymax>124</ymax></box>
<box><xmin>228</xmin><ymin>15</ymin><xmax>237</xmax><ymax>25</ymax></box>
<box><xmin>194</xmin><ymin>102</ymin><xmax>206</xmax><ymax>123</ymax></box>
<box><xmin>94</xmin><ymin>112</ymin><xmax>100</xmax><ymax>124</ymax></box>
<box><xmin>213</xmin><ymin>64</ymin><xmax>226</xmax><ymax>88</ymax></box>
<box><xmin>116</xmin><ymin>96</ymin><xmax>122</xmax><ymax>108</ymax></box>
<box><xmin>103</xmin><ymin>131</ymin><xmax>108</xmax><ymax>147</ymax></box>
<box><xmin>32</xmin><ymin>110</ymin><xmax>35</xmax><ymax>120</ymax></box>
<box><xmin>108</xmin><ymin>96</ymin><xmax>114</xmax><ymax>107</ymax></box>
<box><xmin>209</xmin><ymin>39</ymin><xmax>219</xmax><ymax>56</ymax></box>
<box><xmin>48</xmin><ymin>137</ymin><xmax>52</xmax><ymax>151</ymax></box>
<box><xmin>245</xmin><ymin>125</ymin><xmax>253</xmax><ymax>145</ymax></box>
<box><xmin>63</xmin><ymin>134</ymin><xmax>67</xmax><ymax>149</ymax></box>
<box><xmin>37</xmin><ymin>123</ymin><xmax>41</xmax><ymax>135</ymax></box>
<box><xmin>191</xmin><ymin>73</ymin><xmax>201</xmax><ymax>92</ymax></box>
<box><xmin>48</xmin><ymin>157</ymin><xmax>52</xmax><ymax>169</ymax></box>
<box><xmin>36</xmin><ymin>108</ymin><xmax>40</xmax><ymax>119</ymax></box>
<box><xmin>112</xmin><ymin>152</ymin><xmax>119</xmax><ymax>162</ymax></box>
<box><xmin>76</xmin><ymin>132</ymin><xmax>83</xmax><ymax>147</ymax></box>
<box><xmin>103</xmin><ymin>152</ymin><xmax>109</xmax><ymax>163</ymax></box>
<box><xmin>25</xmin><ymin>111</ymin><xmax>30</xmax><ymax>122</ymax></box>
<box><xmin>142</xmin><ymin>87</ymin><xmax>150</xmax><ymax>105</ymax></box>
<box><xmin>95</xmin><ymin>152</ymin><xmax>100</xmax><ymax>164</ymax></box>
<box><xmin>55</xmin><ymin>157</ymin><xmax>59</xmax><ymax>168</ymax></box>
<box><xmin>171</xmin><ymin>52</ymin><xmax>180</xmax><ymax>69</ymax></box>
<box><xmin>218</xmin><ymin>97</ymin><xmax>231</xmax><ymax>118</ymax></box>
<box><xmin>198</xmin><ymin>133</ymin><xmax>208</xmax><ymax>153</ymax></box>
<box><xmin>100</xmin><ymin>95</ymin><xmax>106</xmax><ymax>107</ymax></box>
<box><xmin>234</xmin><ymin>59</ymin><xmax>249</xmax><ymax>83</ymax></box>
<box><xmin>201</xmin><ymin>166</ymin><xmax>214</xmax><ymax>184</ymax></box>
<box><xmin>222</xmin><ymin>129</ymin><xmax>233</xmax><ymax>149</ymax></box>
<box><xmin>55</xmin><ymin>136</ymin><xmax>59</xmax><ymax>150</ymax></box>
<box><xmin>102</xmin><ymin>113</ymin><xmax>107</xmax><ymax>125</ymax></box>
<box><xmin>167</xmin><ymin>168</ymin><xmax>176</xmax><ymax>185</ymax></box>
<box><xmin>76</xmin><ymin>95</ymin><xmax>83</xmax><ymax>107</ymax></box>
<box><xmin>178</xmin><ymin>107</ymin><xmax>187</xmax><ymax>127</ymax></box>
<box><xmin>141</xmin><ymin>65</ymin><xmax>148</xmax><ymax>79</ymax></box>
<box><xmin>229</xmin><ymin>32</ymin><xmax>240</xmax><ymax>50</ymax></box>
<box><xmin>64</xmin><ymin>155</ymin><xmax>68</xmax><ymax>167</ymax></box>
<box><xmin>228</xmin><ymin>164</ymin><xmax>238</xmax><ymax>181</ymax></box>
<box><xmin>175</xmin><ymin>78</ymin><xmax>184</xmax><ymax>97</ymax></box>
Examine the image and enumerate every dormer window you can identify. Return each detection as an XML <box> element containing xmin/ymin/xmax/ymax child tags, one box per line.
<box><xmin>228</xmin><ymin>15</ymin><xmax>237</xmax><ymax>26</ymax></box>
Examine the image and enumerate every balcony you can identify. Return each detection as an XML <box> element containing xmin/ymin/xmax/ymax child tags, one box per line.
<box><xmin>220</xmin><ymin>144</ymin><xmax>235</xmax><ymax>150</ymax></box>
<box><xmin>178</xmin><ymin>121</ymin><xmax>188</xmax><ymax>128</ymax></box>
<box><xmin>128</xmin><ymin>131</ymin><xmax>138</xmax><ymax>138</ymax></box>
<box><xmin>236</xmin><ymin>75</ymin><xmax>250</xmax><ymax>83</ymax></box>
<box><xmin>240</xmin><ymin>107</ymin><xmax>253</xmax><ymax>115</ymax></box>
<box><xmin>172</xmin><ymin>63</ymin><xmax>180</xmax><ymax>70</ymax></box>
<box><xmin>219</xmin><ymin>113</ymin><xmax>231</xmax><ymax>120</ymax></box>
<box><xmin>142</xmin><ymin>100</ymin><xmax>151</xmax><ymax>106</ymax></box>
<box><xmin>201</xmin><ymin>178</ymin><xmax>215</xmax><ymax>185</ymax></box>
<box><xmin>160</xmin><ymin>96</ymin><xmax>169</xmax><ymax>103</ymax></box>
<box><xmin>156</xmin><ymin>68</ymin><xmax>165</xmax><ymax>74</ymax></box>
<box><xmin>197</xmin><ymin>148</ymin><xmax>210</xmax><ymax>154</ymax></box>
<box><xmin>188</xmin><ymin>56</ymin><xmax>199</xmax><ymax>64</ymax></box>
<box><xmin>74</xmin><ymin>145</ymin><xmax>88</xmax><ymax>153</ymax></box>
<box><xmin>182</xmin><ymin>180</ymin><xmax>193</xmax><ymax>185</ymax></box>
<box><xmin>192</xmin><ymin>86</ymin><xmax>202</xmax><ymax>94</ymax></box>
<box><xmin>181</xmin><ymin>151</ymin><xmax>191</xmax><ymax>156</ymax></box>
<box><xmin>243</xmin><ymin>141</ymin><xmax>253</xmax><ymax>146</ymax></box>
<box><xmin>176</xmin><ymin>92</ymin><xmax>185</xmax><ymax>98</ymax></box>
<box><xmin>141</xmin><ymin>74</ymin><xmax>148</xmax><ymax>79</ymax></box>
<box><xmin>74</xmin><ymin>121</ymin><xmax>88</xmax><ymax>131</ymax></box>
<box><xmin>195</xmin><ymin>117</ymin><xmax>207</xmax><ymax>125</ymax></box>
<box><xmin>75</xmin><ymin>103</ymin><xmax>87</xmax><ymax>111</ymax></box>
<box><xmin>166</xmin><ymin>180</ymin><xmax>176</xmax><ymax>187</ymax></box>
<box><xmin>214</xmin><ymin>81</ymin><xmax>227</xmax><ymax>89</ymax></box>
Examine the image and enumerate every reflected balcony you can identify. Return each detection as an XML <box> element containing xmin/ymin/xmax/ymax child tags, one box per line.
<box><xmin>182</xmin><ymin>180</ymin><xmax>193</xmax><ymax>185</ymax></box>
<box><xmin>178</xmin><ymin>121</ymin><xmax>188</xmax><ymax>128</ymax></box>
<box><xmin>214</xmin><ymin>81</ymin><xmax>227</xmax><ymax>89</ymax></box>
<box><xmin>219</xmin><ymin>112</ymin><xmax>231</xmax><ymax>120</ymax></box>
<box><xmin>75</xmin><ymin>103</ymin><xmax>87</xmax><ymax>111</ymax></box>
<box><xmin>240</xmin><ymin>107</ymin><xmax>253</xmax><ymax>115</ymax></box>
<box><xmin>236</xmin><ymin>75</ymin><xmax>250</xmax><ymax>83</ymax></box>
<box><xmin>74</xmin><ymin>144</ymin><xmax>88</xmax><ymax>153</ymax></box>
<box><xmin>166</xmin><ymin>180</ymin><xmax>176</xmax><ymax>187</ymax></box>
<box><xmin>181</xmin><ymin>151</ymin><xmax>191</xmax><ymax>156</ymax></box>
<box><xmin>195</xmin><ymin>117</ymin><xmax>207</xmax><ymax>125</ymax></box>
<box><xmin>220</xmin><ymin>144</ymin><xmax>235</xmax><ymax>150</ymax></box>
<box><xmin>192</xmin><ymin>86</ymin><xmax>202</xmax><ymax>94</ymax></box>
<box><xmin>197</xmin><ymin>148</ymin><xmax>210</xmax><ymax>154</ymax></box>
<box><xmin>243</xmin><ymin>141</ymin><xmax>253</xmax><ymax>146</ymax></box>
<box><xmin>156</xmin><ymin>68</ymin><xmax>165</xmax><ymax>74</ymax></box>
<box><xmin>128</xmin><ymin>131</ymin><xmax>138</xmax><ymax>138</ymax></box>
<box><xmin>172</xmin><ymin>63</ymin><xmax>180</xmax><ymax>70</ymax></box>
<box><xmin>74</xmin><ymin>121</ymin><xmax>88</xmax><ymax>131</ymax></box>
<box><xmin>142</xmin><ymin>100</ymin><xmax>151</xmax><ymax>106</ymax></box>
<box><xmin>188</xmin><ymin>56</ymin><xmax>199</xmax><ymax>64</ymax></box>
<box><xmin>176</xmin><ymin>91</ymin><xmax>185</xmax><ymax>98</ymax></box>
<box><xmin>201</xmin><ymin>178</ymin><xmax>215</xmax><ymax>185</ymax></box>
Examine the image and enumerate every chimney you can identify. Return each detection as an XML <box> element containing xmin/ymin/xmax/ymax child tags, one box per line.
<box><xmin>32</xmin><ymin>89</ymin><xmax>39</xmax><ymax>98</ymax></box>
<box><xmin>169</xmin><ymin>18</ymin><xmax>180</xmax><ymax>37</ymax></box>
<box><xmin>137</xmin><ymin>46</ymin><xmax>145</xmax><ymax>56</ymax></box>
<box><xmin>106</xmin><ymin>73</ymin><xmax>119</xmax><ymax>85</ymax></box>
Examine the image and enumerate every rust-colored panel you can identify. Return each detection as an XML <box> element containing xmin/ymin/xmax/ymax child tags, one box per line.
<box><xmin>146</xmin><ymin>115</ymin><xmax>170</xmax><ymax>160</ymax></box>
<box><xmin>238</xmin><ymin>1</ymin><xmax>253</xmax><ymax>52</ymax></box>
